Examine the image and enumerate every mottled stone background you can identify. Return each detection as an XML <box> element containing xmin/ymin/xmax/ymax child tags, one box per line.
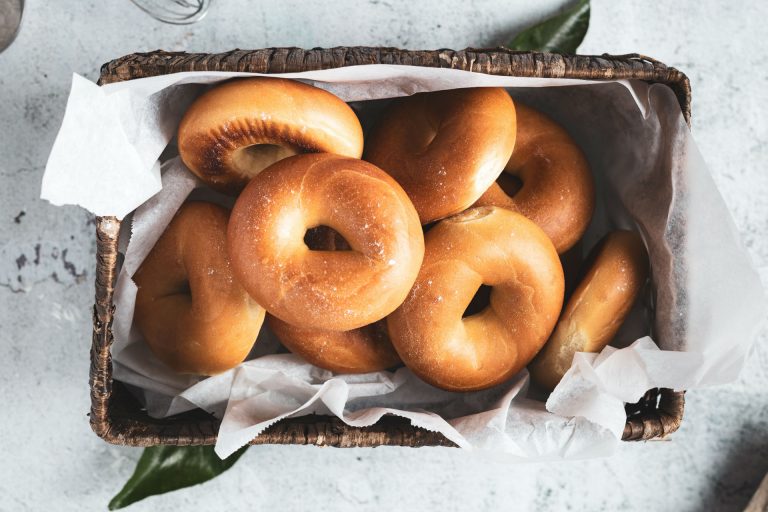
<box><xmin>1</xmin><ymin>1</ymin><xmax>766</xmax><ymax>510</ymax></box>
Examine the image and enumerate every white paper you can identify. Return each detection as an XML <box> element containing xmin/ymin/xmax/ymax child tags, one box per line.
<box><xmin>43</xmin><ymin>65</ymin><xmax>766</xmax><ymax>460</ymax></box>
<box><xmin>43</xmin><ymin>66</ymin><xmax>642</xmax><ymax>219</ymax></box>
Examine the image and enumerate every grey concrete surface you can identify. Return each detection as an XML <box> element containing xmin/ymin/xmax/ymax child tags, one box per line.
<box><xmin>1</xmin><ymin>1</ymin><xmax>766</xmax><ymax>511</ymax></box>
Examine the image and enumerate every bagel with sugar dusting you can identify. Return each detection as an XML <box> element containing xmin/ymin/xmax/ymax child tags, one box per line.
<box><xmin>528</xmin><ymin>230</ymin><xmax>649</xmax><ymax>391</ymax></box>
<box><xmin>474</xmin><ymin>103</ymin><xmax>594</xmax><ymax>253</ymax></box>
<box><xmin>364</xmin><ymin>87</ymin><xmax>517</xmax><ymax>224</ymax></box>
<box><xmin>387</xmin><ymin>206</ymin><xmax>564</xmax><ymax>392</ymax></box>
<box><xmin>228</xmin><ymin>153</ymin><xmax>424</xmax><ymax>331</ymax></box>
<box><xmin>133</xmin><ymin>202</ymin><xmax>266</xmax><ymax>375</ymax></box>
<box><xmin>177</xmin><ymin>77</ymin><xmax>364</xmax><ymax>194</ymax></box>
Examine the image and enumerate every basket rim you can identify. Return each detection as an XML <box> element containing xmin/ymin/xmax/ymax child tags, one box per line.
<box><xmin>98</xmin><ymin>47</ymin><xmax>691</xmax><ymax>124</ymax></box>
<box><xmin>90</xmin><ymin>47</ymin><xmax>687</xmax><ymax>448</ymax></box>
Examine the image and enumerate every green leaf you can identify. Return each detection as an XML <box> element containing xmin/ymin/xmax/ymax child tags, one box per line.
<box><xmin>108</xmin><ymin>445</ymin><xmax>248</xmax><ymax>510</ymax></box>
<box><xmin>508</xmin><ymin>0</ymin><xmax>590</xmax><ymax>53</ymax></box>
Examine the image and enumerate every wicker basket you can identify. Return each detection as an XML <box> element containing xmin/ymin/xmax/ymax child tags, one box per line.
<box><xmin>91</xmin><ymin>47</ymin><xmax>688</xmax><ymax>447</ymax></box>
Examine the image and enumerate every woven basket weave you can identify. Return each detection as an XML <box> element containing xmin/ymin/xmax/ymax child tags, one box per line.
<box><xmin>91</xmin><ymin>47</ymin><xmax>688</xmax><ymax>447</ymax></box>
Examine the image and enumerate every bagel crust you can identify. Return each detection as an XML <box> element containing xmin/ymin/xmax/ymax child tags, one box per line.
<box><xmin>228</xmin><ymin>153</ymin><xmax>425</xmax><ymax>331</ymax></box>
<box><xmin>387</xmin><ymin>206</ymin><xmax>564</xmax><ymax>391</ymax></box>
<box><xmin>529</xmin><ymin>230</ymin><xmax>649</xmax><ymax>391</ymax></box>
<box><xmin>268</xmin><ymin>315</ymin><xmax>400</xmax><ymax>373</ymax></box>
<box><xmin>133</xmin><ymin>202</ymin><xmax>266</xmax><ymax>375</ymax></box>
<box><xmin>178</xmin><ymin>78</ymin><xmax>364</xmax><ymax>194</ymax></box>
<box><xmin>475</xmin><ymin>103</ymin><xmax>594</xmax><ymax>253</ymax></box>
<box><xmin>364</xmin><ymin>87</ymin><xmax>517</xmax><ymax>224</ymax></box>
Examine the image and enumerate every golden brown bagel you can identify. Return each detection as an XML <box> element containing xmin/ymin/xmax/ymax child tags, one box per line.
<box><xmin>228</xmin><ymin>153</ymin><xmax>425</xmax><ymax>331</ymax></box>
<box><xmin>474</xmin><ymin>103</ymin><xmax>594</xmax><ymax>253</ymax></box>
<box><xmin>528</xmin><ymin>230</ymin><xmax>650</xmax><ymax>391</ymax></box>
<box><xmin>364</xmin><ymin>88</ymin><xmax>517</xmax><ymax>224</ymax></box>
<box><xmin>387</xmin><ymin>206</ymin><xmax>564</xmax><ymax>391</ymax></box>
<box><xmin>133</xmin><ymin>202</ymin><xmax>266</xmax><ymax>375</ymax></box>
<box><xmin>268</xmin><ymin>315</ymin><xmax>400</xmax><ymax>373</ymax></box>
<box><xmin>177</xmin><ymin>78</ymin><xmax>364</xmax><ymax>194</ymax></box>
<box><xmin>268</xmin><ymin>226</ymin><xmax>401</xmax><ymax>373</ymax></box>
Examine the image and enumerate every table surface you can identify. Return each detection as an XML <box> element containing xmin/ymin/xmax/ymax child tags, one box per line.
<box><xmin>1</xmin><ymin>1</ymin><xmax>766</xmax><ymax>511</ymax></box>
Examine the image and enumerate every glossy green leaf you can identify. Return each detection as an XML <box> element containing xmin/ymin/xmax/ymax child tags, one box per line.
<box><xmin>508</xmin><ymin>0</ymin><xmax>590</xmax><ymax>53</ymax></box>
<box><xmin>108</xmin><ymin>445</ymin><xmax>248</xmax><ymax>510</ymax></box>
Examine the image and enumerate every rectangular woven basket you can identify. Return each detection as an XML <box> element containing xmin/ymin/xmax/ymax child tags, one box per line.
<box><xmin>91</xmin><ymin>47</ymin><xmax>688</xmax><ymax>447</ymax></box>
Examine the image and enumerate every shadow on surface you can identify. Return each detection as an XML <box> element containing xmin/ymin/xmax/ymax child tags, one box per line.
<box><xmin>697</xmin><ymin>421</ymin><xmax>768</xmax><ymax>512</ymax></box>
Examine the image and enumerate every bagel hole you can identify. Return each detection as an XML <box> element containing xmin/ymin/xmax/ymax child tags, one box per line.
<box><xmin>450</xmin><ymin>206</ymin><xmax>494</xmax><ymax>223</ymax></box>
<box><xmin>463</xmin><ymin>284</ymin><xmax>493</xmax><ymax>318</ymax></box>
<box><xmin>164</xmin><ymin>279</ymin><xmax>191</xmax><ymax>299</ymax></box>
<box><xmin>304</xmin><ymin>226</ymin><xmax>352</xmax><ymax>251</ymax></box>
<box><xmin>497</xmin><ymin>173</ymin><xmax>523</xmax><ymax>197</ymax></box>
<box><xmin>233</xmin><ymin>144</ymin><xmax>299</xmax><ymax>177</ymax></box>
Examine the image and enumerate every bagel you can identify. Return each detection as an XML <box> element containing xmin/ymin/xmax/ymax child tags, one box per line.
<box><xmin>133</xmin><ymin>202</ymin><xmax>266</xmax><ymax>375</ymax></box>
<box><xmin>228</xmin><ymin>153</ymin><xmax>424</xmax><ymax>331</ymax></box>
<box><xmin>474</xmin><ymin>103</ymin><xmax>594</xmax><ymax>253</ymax></box>
<box><xmin>528</xmin><ymin>230</ymin><xmax>650</xmax><ymax>391</ymax></box>
<box><xmin>387</xmin><ymin>206</ymin><xmax>564</xmax><ymax>391</ymax></box>
<box><xmin>268</xmin><ymin>226</ymin><xmax>401</xmax><ymax>373</ymax></box>
<box><xmin>268</xmin><ymin>315</ymin><xmax>400</xmax><ymax>373</ymax></box>
<box><xmin>364</xmin><ymin>87</ymin><xmax>517</xmax><ymax>224</ymax></box>
<box><xmin>177</xmin><ymin>78</ymin><xmax>364</xmax><ymax>194</ymax></box>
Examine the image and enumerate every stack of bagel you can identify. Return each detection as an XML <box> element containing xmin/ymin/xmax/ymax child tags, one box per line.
<box><xmin>133</xmin><ymin>78</ymin><xmax>649</xmax><ymax>393</ymax></box>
